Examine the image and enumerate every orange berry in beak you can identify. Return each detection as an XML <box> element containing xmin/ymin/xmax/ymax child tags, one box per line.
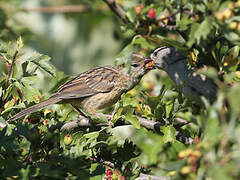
<box><xmin>145</xmin><ymin>60</ymin><xmax>154</xmax><ymax>70</ymax></box>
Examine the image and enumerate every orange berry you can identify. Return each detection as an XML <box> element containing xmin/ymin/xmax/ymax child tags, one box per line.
<box><xmin>167</xmin><ymin>171</ymin><xmax>176</xmax><ymax>177</ymax></box>
<box><xmin>192</xmin><ymin>150</ymin><xmax>201</xmax><ymax>158</ymax></box>
<box><xmin>136</xmin><ymin>4</ymin><xmax>143</xmax><ymax>14</ymax></box>
<box><xmin>178</xmin><ymin>150</ymin><xmax>187</xmax><ymax>159</ymax></box>
<box><xmin>181</xmin><ymin>166</ymin><xmax>191</xmax><ymax>174</ymax></box>
<box><xmin>229</xmin><ymin>22</ymin><xmax>238</xmax><ymax>30</ymax></box>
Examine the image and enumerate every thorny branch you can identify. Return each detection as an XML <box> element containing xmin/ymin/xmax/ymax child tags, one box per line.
<box><xmin>1</xmin><ymin>50</ymin><xmax>19</xmax><ymax>102</ymax></box>
<box><xmin>61</xmin><ymin>115</ymin><xmax>193</xmax><ymax>145</ymax></box>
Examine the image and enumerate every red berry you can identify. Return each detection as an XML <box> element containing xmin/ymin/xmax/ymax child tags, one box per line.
<box><xmin>148</xmin><ymin>8</ymin><xmax>155</xmax><ymax>19</ymax></box>
<box><xmin>106</xmin><ymin>169</ymin><xmax>113</xmax><ymax>176</ymax></box>
<box><xmin>136</xmin><ymin>4</ymin><xmax>143</xmax><ymax>14</ymax></box>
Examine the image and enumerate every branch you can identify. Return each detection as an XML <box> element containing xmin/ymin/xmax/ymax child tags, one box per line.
<box><xmin>136</xmin><ymin>173</ymin><xmax>170</xmax><ymax>180</ymax></box>
<box><xmin>61</xmin><ymin>115</ymin><xmax>193</xmax><ymax>144</ymax></box>
<box><xmin>24</xmin><ymin>5</ymin><xmax>89</xmax><ymax>13</ymax></box>
<box><xmin>103</xmin><ymin>0</ymin><xmax>129</xmax><ymax>24</ymax></box>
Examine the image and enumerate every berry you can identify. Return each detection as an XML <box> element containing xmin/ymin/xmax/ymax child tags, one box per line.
<box><xmin>64</xmin><ymin>134</ymin><xmax>73</xmax><ymax>145</ymax></box>
<box><xmin>106</xmin><ymin>169</ymin><xmax>113</xmax><ymax>176</ymax></box>
<box><xmin>148</xmin><ymin>9</ymin><xmax>155</xmax><ymax>19</ymax></box>
<box><xmin>181</xmin><ymin>166</ymin><xmax>191</xmax><ymax>175</ymax></box>
<box><xmin>136</xmin><ymin>4</ymin><xmax>143</xmax><ymax>14</ymax></box>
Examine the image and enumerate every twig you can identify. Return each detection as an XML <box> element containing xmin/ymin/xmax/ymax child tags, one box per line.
<box><xmin>158</xmin><ymin>24</ymin><xmax>177</xmax><ymax>31</ymax></box>
<box><xmin>25</xmin><ymin>5</ymin><xmax>89</xmax><ymax>13</ymax></box>
<box><xmin>103</xmin><ymin>0</ymin><xmax>129</xmax><ymax>24</ymax></box>
<box><xmin>61</xmin><ymin>115</ymin><xmax>193</xmax><ymax>144</ymax></box>
<box><xmin>89</xmin><ymin>157</ymin><xmax>114</xmax><ymax>168</ymax></box>
<box><xmin>2</xmin><ymin>50</ymin><xmax>19</xmax><ymax>102</ymax></box>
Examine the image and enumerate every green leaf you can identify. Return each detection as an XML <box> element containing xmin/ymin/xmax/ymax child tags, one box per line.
<box><xmin>22</xmin><ymin>84</ymin><xmax>41</xmax><ymax>102</ymax></box>
<box><xmin>28</xmin><ymin>53</ymin><xmax>55</xmax><ymax>76</ymax></box>
<box><xmin>187</xmin><ymin>18</ymin><xmax>213</xmax><ymax>47</ymax></box>
<box><xmin>227</xmin><ymin>84</ymin><xmax>240</xmax><ymax>114</ymax></box>
<box><xmin>84</xmin><ymin>131</ymin><xmax>99</xmax><ymax>139</ymax></box>
<box><xmin>126</xmin><ymin>110</ymin><xmax>140</xmax><ymax>129</ymax></box>
<box><xmin>177</xmin><ymin>14</ymin><xmax>193</xmax><ymax>31</ymax></box>
<box><xmin>115</xmin><ymin>43</ymin><xmax>133</xmax><ymax>66</ymax></box>
<box><xmin>126</xmin><ymin>9</ymin><xmax>136</xmax><ymax>23</ymax></box>
<box><xmin>0</xmin><ymin>116</ymin><xmax>7</xmax><ymax>128</ymax></box>
<box><xmin>165</xmin><ymin>101</ymin><xmax>174</xmax><ymax>119</ymax></box>
<box><xmin>21</xmin><ymin>76</ymin><xmax>40</xmax><ymax>85</ymax></box>
<box><xmin>122</xmin><ymin>93</ymin><xmax>139</xmax><ymax>107</ymax></box>
<box><xmin>112</xmin><ymin>107</ymin><xmax>123</xmax><ymax>123</ymax></box>
<box><xmin>161</xmin><ymin>125</ymin><xmax>176</xmax><ymax>143</ymax></box>
<box><xmin>187</xmin><ymin>23</ymin><xmax>200</xmax><ymax>47</ymax></box>
<box><xmin>17</xmin><ymin>36</ymin><xmax>24</xmax><ymax>50</ymax></box>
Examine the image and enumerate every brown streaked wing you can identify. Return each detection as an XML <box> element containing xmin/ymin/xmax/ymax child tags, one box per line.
<box><xmin>52</xmin><ymin>66</ymin><xmax>120</xmax><ymax>99</ymax></box>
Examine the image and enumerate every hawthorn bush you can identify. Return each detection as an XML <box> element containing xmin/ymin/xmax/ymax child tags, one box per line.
<box><xmin>0</xmin><ymin>0</ymin><xmax>240</xmax><ymax>179</ymax></box>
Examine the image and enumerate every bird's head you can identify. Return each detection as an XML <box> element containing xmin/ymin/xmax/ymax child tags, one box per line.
<box><xmin>150</xmin><ymin>47</ymin><xmax>186</xmax><ymax>70</ymax></box>
<box><xmin>128</xmin><ymin>53</ymin><xmax>153</xmax><ymax>82</ymax></box>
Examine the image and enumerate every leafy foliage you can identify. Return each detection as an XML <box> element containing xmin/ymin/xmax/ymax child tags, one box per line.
<box><xmin>0</xmin><ymin>0</ymin><xmax>240</xmax><ymax>179</ymax></box>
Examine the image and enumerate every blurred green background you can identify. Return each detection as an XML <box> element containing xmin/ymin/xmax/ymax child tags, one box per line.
<box><xmin>1</xmin><ymin>0</ymin><xmax>132</xmax><ymax>74</ymax></box>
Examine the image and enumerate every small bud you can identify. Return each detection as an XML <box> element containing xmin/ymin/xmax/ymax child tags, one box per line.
<box><xmin>64</xmin><ymin>134</ymin><xmax>73</xmax><ymax>145</ymax></box>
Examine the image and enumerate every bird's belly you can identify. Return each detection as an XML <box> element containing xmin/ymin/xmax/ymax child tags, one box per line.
<box><xmin>80</xmin><ymin>88</ymin><xmax>123</xmax><ymax>112</ymax></box>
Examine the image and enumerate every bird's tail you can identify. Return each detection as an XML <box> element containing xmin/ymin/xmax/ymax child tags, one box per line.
<box><xmin>8</xmin><ymin>97</ymin><xmax>61</xmax><ymax>122</ymax></box>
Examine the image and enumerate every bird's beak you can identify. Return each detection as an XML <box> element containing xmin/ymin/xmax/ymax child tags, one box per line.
<box><xmin>144</xmin><ymin>58</ymin><xmax>154</xmax><ymax>70</ymax></box>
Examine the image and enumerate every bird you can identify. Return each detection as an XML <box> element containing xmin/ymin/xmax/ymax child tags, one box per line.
<box><xmin>8</xmin><ymin>53</ymin><xmax>153</xmax><ymax>122</ymax></box>
<box><xmin>150</xmin><ymin>47</ymin><xmax>217</xmax><ymax>104</ymax></box>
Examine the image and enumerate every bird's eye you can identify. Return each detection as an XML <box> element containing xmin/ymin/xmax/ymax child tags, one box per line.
<box><xmin>131</xmin><ymin>63</ymin><xmax>139</xmax><ymax>68</ymax></box>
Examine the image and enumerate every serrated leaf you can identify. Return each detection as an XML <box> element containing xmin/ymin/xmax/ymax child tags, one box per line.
<box><xmin>27</xmin><ymin>54</ymin><xmax>55</xmax><ymax>76</ymax></box>
<box><xmin>21</xmin><ymin>76</ymin><xmax>40</xmax><ymax>85</ymax></box>
<box><xmin>161</xmin><ymin>125</ymin><xmax>176</xmax><ymax>143</ymax></box>
<box><xmin>22</xmin><ymin>84</ymin><xmax>41</xmax><ymax>102</ymax></box>
<box><xmin>187</xmin><ymin>23</ymin><xmax>200</xmax><ymax>47</ymax></box>
<box><xmin>177</xmin><ymin>14</ymin><xmax>192</xmax><ymax>31</ymax></box>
